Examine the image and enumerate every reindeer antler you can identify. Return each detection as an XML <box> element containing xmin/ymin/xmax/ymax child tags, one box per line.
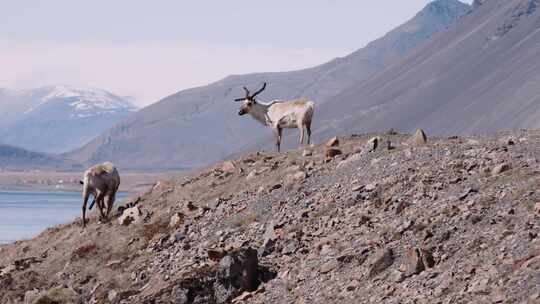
<box><xmin>251</xmin><ymin>82</ymin><xmax>267</xmax><ymax>99</ymax></box>
<box><xmin>233</xmin><ymin>83</ymin><xmax>267</xmax><ymax>101</ymax></box>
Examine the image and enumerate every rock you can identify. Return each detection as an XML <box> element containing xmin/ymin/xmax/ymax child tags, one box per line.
<box><xmin>337</xmin><ymin>153</ymin><xmax>363</xmax><ymax>169</ymax></box>
<box><xmin>24</xmin><ymin>289</ymin><xmax>40</xmax><ymax>304</ymax></box>
<box><xmin>208</xmin><ymin>249</ymin><xmax>227</xmax><ymax>262</ymax></box>
<box><xmin>184</xmin><ymin>201</ymin><xmax>199</xmax><ymax>213</ymax></box>
<box><xmin>29</xmin><ymin>287</ymin><xmax>78</xmax><ymax>304</ymax></box>
<box><xmin>152</xmin><ymin>180</ymin><xmax>174</xmax><ymax>193</ymax></box>
<box><xmin>169</xmin><ymin>212</ymin><xmax>185</xmax><ymax>228</ymax></box>
<box><xmin>534</xmin><ymin>202</ymin><xmax>540</xmax><ymax>214</ymax></box>
<box><xmin>325</xmin><ymin>148</ymin><xmax>342</xmax><ymax>158</ymax></box>
<box><xmin>118</xmin><ymin>206</ymin><xmax>142</xmax><ymax>226</ymax></box>
<box><xmin>302</xmin><ymin>150</ymin><xmax>313</xmax><ymax>157</ymax></box>
<box><xmin>326</xmin><ymin>137</ymin><xmax>340</xmax><ymax>147</ymax></box>
<box><xmin>108</xmin><ymin>290</ymin><xmax>118</xmax><ymax>302</ymax></box>
<box><xmin>364</xmin><ymin>183</ymin><xmax>378</xmax><ymax>192</ymax></box>
<box><xmin>281</xmin><ymin>240</ymin><xmax>300</xmax><ymax>255</ymax></box>
<box><xmin>259</xmin><ymin>221</ymin><xmax>277</xmax><ymax>257</ymax></box>
<box><xmin>365</xmin><ymin>137</ymin><xmax>380</xmax><ymax>152</ymax></box>
<box><xmin>246</xmin><ymin>170</ymin><xmax>258</xmax><ymax>180</ymax></box>
<box><xmin>170</xmin><ymin>286</ymin><xmax>189</xmax><ymax>304</ymax></box>
<box><xmin>172</xmin><ymin>232</ymin><xmax>186</xmax><ymax>242</ymax></box>
<box><xmin>459</xmin><ymin>188</ymin><xmax>478</xmax><ymax>201</ymax></box>
<box><xmin>345</xmin><ymin>279</ymin><xmax>361</xmax><ymax>291</ymax></box>
<box><xmin>221</xmin><ymin>160</ymin><xmax>236</xmax><ymax>173</ymax></box>
<box><xmin>214</xmin><ymin>248</ymin><xmax>259</xmax><ymax>304</ymax></box>
<box><xmin>320</xmin><ymin>259</ymin><xmax>339</xmax><ymax>274</ymax></box>
<box><xmin>389</xmin><ymin>270</ymin><xmax>405</xmax><ymax>283</ymax></box>
<box><xmin>410</xmin><ymin>129</ymin><xmax>427</xmax><ymax>146</ymax></box>
<box><xmin>368</xmin><ymin>248</ymin><xmax>394</xmax><ymax>278</ymax></box>
<box><xmin>285</xmin><ymin>171</ymin><xmax>306</xmax><ymax>185</ymax></box>
<box><xmin>401</xmin><ymin>248</ymin><xmax>424</xmax><ymax>277</ymax></box>
<box><xmin>491</xmin><ymin>163</ymin><xmax>511</xmax><ymax>175</ymax></box>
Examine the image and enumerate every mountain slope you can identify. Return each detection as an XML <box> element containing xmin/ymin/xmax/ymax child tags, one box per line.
<box><xmin>315</xmin><ymin>0</ymin><xmax>540</xmax><ymax>137</ymax></box>
<box><xmin>68</xmin><ymin>0</ymin><xmax>470</xmax><ymax>170</ymax></box>
<box><xmin>2</xmin><ymin>131</ymin><xmax>540</xmax><ymax>303</ymax></box>
<box><xmin>0</xmin><ymin>86</ymin><xmax>137</xmax><ymax>154</ymax></box>
<box><xmin>0</xmin><ymin>143</ymin><xmax>82</xmax><ymax>171</ymax></box>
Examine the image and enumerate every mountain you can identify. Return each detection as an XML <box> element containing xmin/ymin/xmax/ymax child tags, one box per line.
<box><xmin>68</xmin><ymin>0</ymin><xmax>470</xmax><ymax>170</ymax></box>
<box><xmin>0</xmin><ymin>86</ymin><xmax>138</xmax><ymax>154</ymax></box>
<box><xmin>0</xmin><ymin>143</ymin><xmax>82</xmax><ymax>171</ymax></box>
<box><xmin>314</xmin><ymin>0</ymin><xmax>540</xmax><ymax>137</ymax></box>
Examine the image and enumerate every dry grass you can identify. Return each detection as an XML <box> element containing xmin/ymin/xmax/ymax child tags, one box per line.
<box><xmin>139</xmin><ymin>220</ymin><xmax>170</xmax><ymax>242</ymax></box>
<box><xmin>71</xmin><ymin>243</ymin><xmax>98</xmax><ymax>261</ymax></box>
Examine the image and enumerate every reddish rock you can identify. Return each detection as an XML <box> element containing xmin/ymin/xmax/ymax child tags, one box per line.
<box><xmin>326</xmin><ymin>137</ymin><xmax>340</xmax><ymax>147</ymax></box>
<box><xmin>325</xmin><ymin>148</ymin><xmax>343</xmax><ymax>158</ymax></box>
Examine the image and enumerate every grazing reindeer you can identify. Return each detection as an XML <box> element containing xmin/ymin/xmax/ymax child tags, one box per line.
<box><xmin>80</xmin><ymin>162</ymin><xmax>120</xmax><ymax>228</ymax></box>
<box><xmin>234</xmin><ymin>82</ymin><xmax>315</xmax><ymax>152</ymax></box>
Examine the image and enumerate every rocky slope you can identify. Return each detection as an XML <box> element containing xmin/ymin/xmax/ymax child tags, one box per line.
<box><xmin>0</xmin><ymin>86</ymin><xmax>137</xmax><ymax>154</ymax></box>
<box><xmin>67</xmin><ymin>0</ymin><xmax>470</xmax><ymax>170</ymax></box>
<box><xmin>1</xmin><ymin>130</ymin><xmax>539</xmax><ymax>303</ymax></box>
<box><xmin>315</xmin><ymin>0</ymin><xmax>540</xmax><ymax>138</ymax></box>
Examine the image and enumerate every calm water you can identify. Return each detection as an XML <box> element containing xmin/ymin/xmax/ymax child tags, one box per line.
<box><xmin>0</xmin><ymin>191</ymin><xmax>127</xmax><ymax>244</ymax></box>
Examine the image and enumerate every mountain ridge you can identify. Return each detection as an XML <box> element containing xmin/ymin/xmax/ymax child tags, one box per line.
<box><xmin>312</xmin><ymin>0</ymin><xmax>540</xmax><ymax>139</ymax></box>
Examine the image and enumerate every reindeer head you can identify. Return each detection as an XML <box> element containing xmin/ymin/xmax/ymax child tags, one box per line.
<box><xmin>234</xmin><ymin>82</ymin><xmax>266</xmax><ymax>115</ymax></box>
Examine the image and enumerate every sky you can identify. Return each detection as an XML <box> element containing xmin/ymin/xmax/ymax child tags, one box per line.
<box><xmin>0</xmin><ymin>0</ymin><xmax>472</xmax><ymax>106</ymax></box>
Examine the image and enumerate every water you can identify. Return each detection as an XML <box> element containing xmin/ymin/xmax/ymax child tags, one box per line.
<box><xmin>0</xmin><ymin>191</ymin><xmax>127</xmax><ymax>244</ymax></box>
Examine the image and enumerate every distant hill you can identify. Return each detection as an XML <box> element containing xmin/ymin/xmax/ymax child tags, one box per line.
<box><xmin>0</xmin><ymin>85</ymin><xmax>138</xmax><ymax>154</ymax></box>
<box><xmin>315</xmin><ymin>0</ymin><xmax>540</xmax><ymax>137</ymax></box>
<box><xmin>0</xmin><ymin>144</ymin><xmax>82</xmax><ymax>171</ymax></box>
<box><xmin>68</xmin><ymin>0</ymin><xmax>470</xmax><ymax>170</ymax></box>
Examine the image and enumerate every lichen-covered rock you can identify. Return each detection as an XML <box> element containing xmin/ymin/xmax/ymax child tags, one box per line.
<box><xmin>118</xmin><ymin>206</ymin><xmax>142</xmax><ymax>226</ymax></box>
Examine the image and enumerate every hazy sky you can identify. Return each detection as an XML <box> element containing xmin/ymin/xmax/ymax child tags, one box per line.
<box><xmin>0</xmin><ymin>0</ymin><xmax>471</xmax><ymax>105</ymax></box>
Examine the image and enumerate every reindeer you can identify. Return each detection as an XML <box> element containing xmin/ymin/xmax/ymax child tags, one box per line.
<box><xmin>80</xmin><ymin>162</ymin><xmax>121</xmax><ymax>228</ymax></box>
<box><xmin>234</xmin><ymin>83</ymin><xmax>315</xmax><ymax>152</ymax></box>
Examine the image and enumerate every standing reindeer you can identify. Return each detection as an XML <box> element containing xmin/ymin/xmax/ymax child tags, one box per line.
<box><xmin>80</xmin><ymin>162</ymin><xmax>120</xmax><ymax>228</ymax></box>
<box><xmin>234</xmin><ymin>83</ymin><xmax>315</xmax><ymax>152</ymax></box>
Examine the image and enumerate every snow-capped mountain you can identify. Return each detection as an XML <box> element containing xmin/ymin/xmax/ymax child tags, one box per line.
<box><xmin>0</xmin><ymin>85</ymin><xmax>138</xmax><ymax>154</ymax></box>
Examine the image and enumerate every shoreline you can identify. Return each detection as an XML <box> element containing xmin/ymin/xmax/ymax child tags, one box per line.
<box><xmin>0</xmin><ymin>170</ymin><xmax>183</xmax><ymax>193</ymax></box>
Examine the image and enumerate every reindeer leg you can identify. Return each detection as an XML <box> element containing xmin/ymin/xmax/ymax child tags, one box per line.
<box><xmin>274</xmin><ymin>126</ymin><xmax>282</xmax><ymax>153</ymax></box>
<box><xmin>299</xmin><ymin>125</ymin><xmax>305</xmax><ymax>146</ymax></box>
<box><xmin>82</xmin><ymin>192</ymin><xmax>90</xmax><ymax>228</ymax></box>
<box><xmin>306</xmin><ymin>122</ymin><xmax>312</xmax><ymax>145</ymax></box>
<box><xmin>105</xmin><ymin>191</ymin><xmax>116</xmax><ymax>219</ymax></box>
<box><xmin>95</xmin><ymin>193</ymin><xmax>106</xmax><ymax>221</ymax></box>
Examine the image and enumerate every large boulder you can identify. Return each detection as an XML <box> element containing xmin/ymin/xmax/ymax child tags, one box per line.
<box><xmin>409</xmin><ymin>129</ymin><xmax>428</xmax><ymax>146</ymax></box>
<box><xmin>118</xmin><ymin>206</ymin><xmax>142</xmax><ymax>226</ymax></box>
<box><xmin>367</xmin><ymin>248</ymin><xmax>394</xmax><ymax>278</ymax></box>
<box><xmin>326</xmin><ymin>137</ymin><xmax>340</xmax><ymax>147</ymax></box>
<box><xmin>214</xmin><ymin>248</ymin><xmax>259</xmax><ymax>304</ymax></box>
